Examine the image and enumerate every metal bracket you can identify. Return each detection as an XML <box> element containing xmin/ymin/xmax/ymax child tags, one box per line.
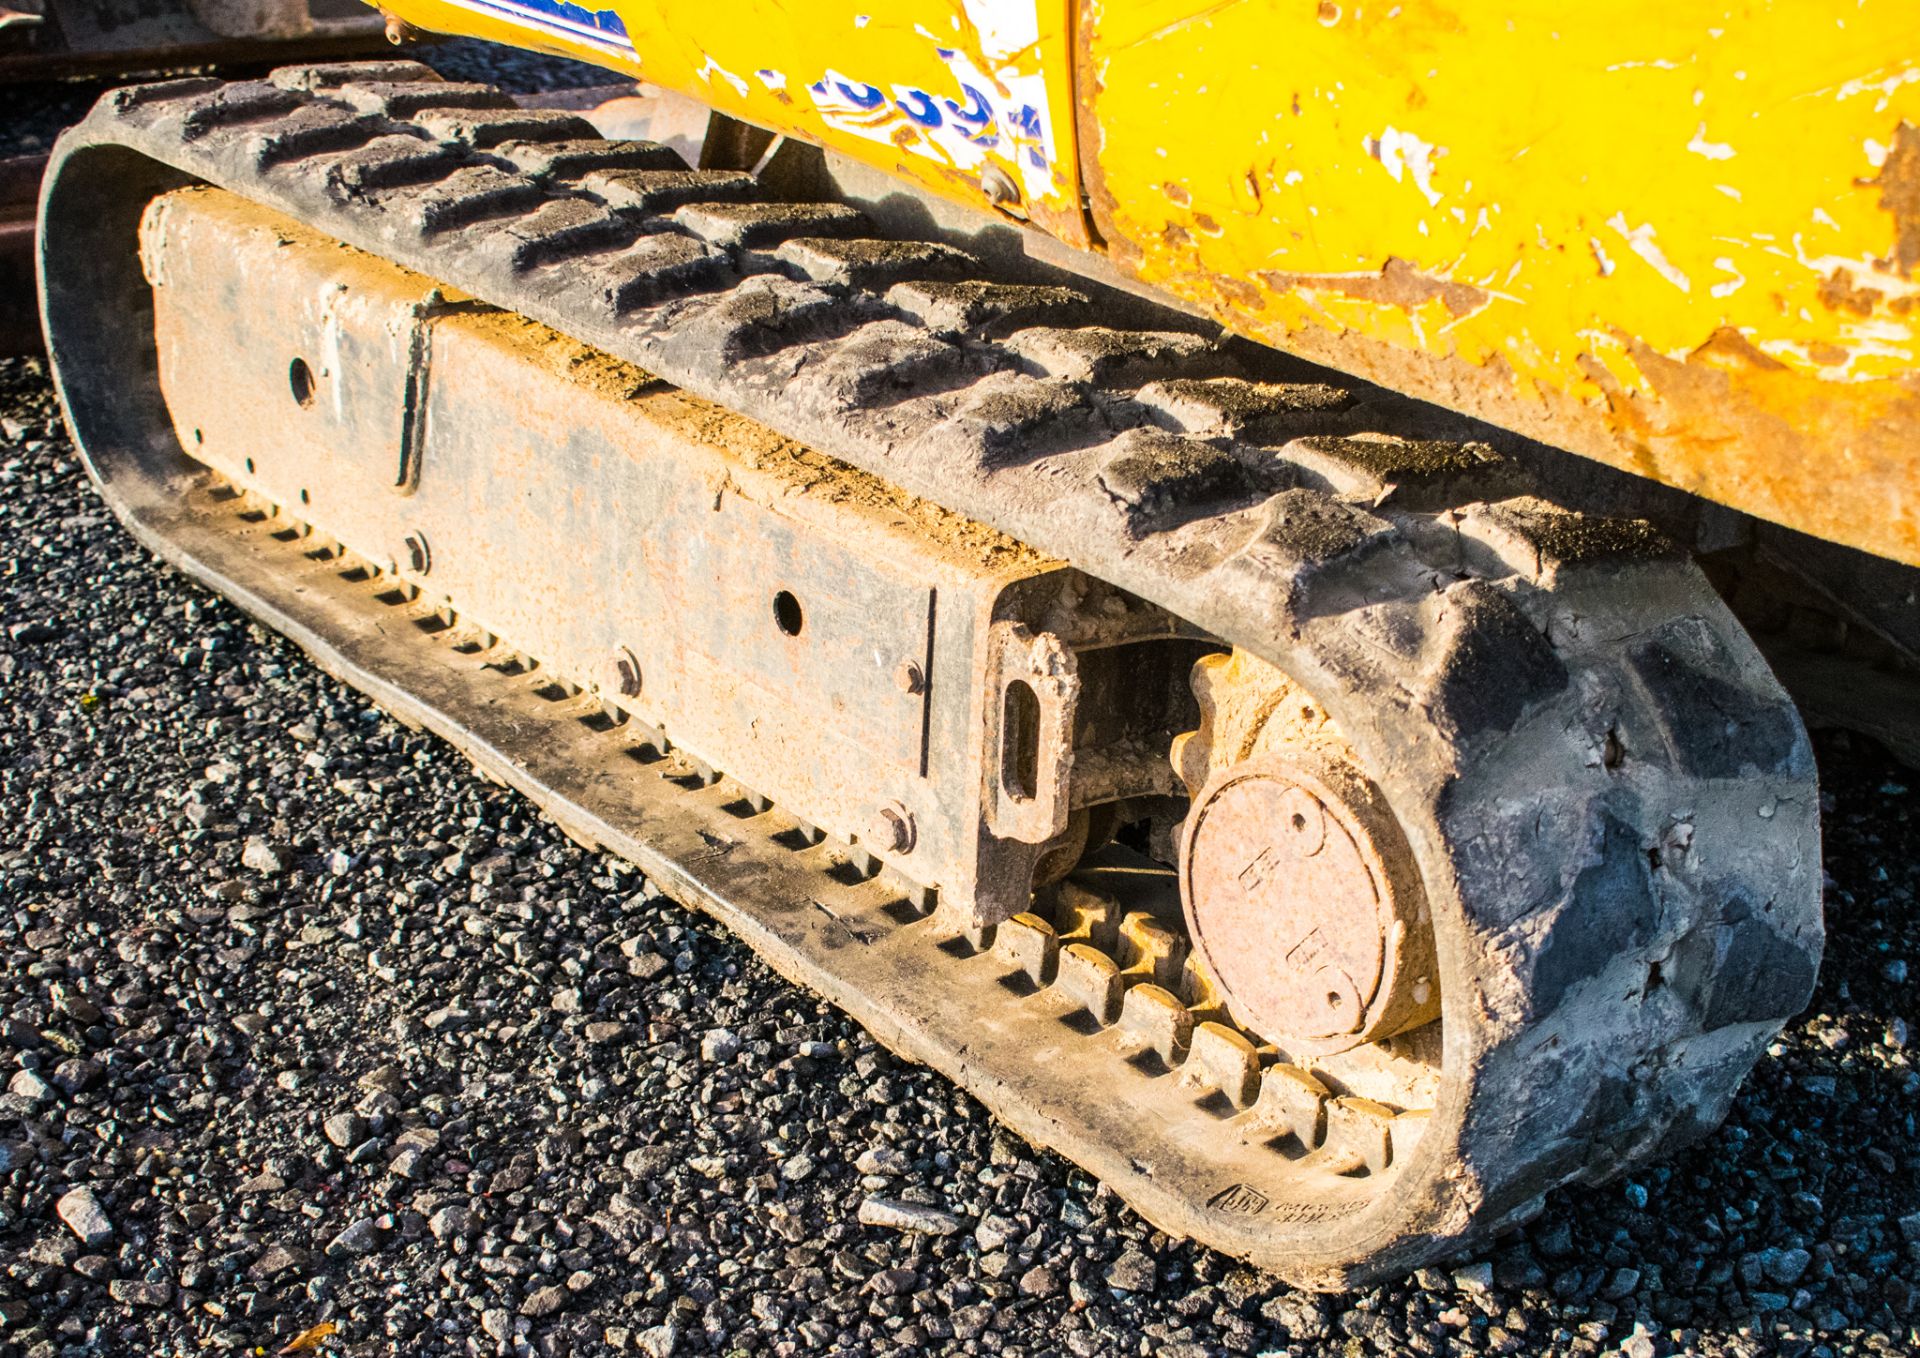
<box><xmin>985</xmin><ymin>620</ymin><xmax>1077</xmax><ymax>845</ymax></box>
<box><xmin>394</xmin><ymin>294</ymin><xmax>493</xmax><ymax>495</ymax></box>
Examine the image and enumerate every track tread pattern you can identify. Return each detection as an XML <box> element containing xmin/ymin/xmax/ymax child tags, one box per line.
<box><xmin>45</xmin><ymin>65</ymin><xmax>1822</xmax><ymax>1287</ymax></box>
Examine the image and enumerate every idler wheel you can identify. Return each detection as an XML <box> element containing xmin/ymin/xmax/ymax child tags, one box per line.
<box><xmin>1173</xmin><ymin>650</ymin><xmax>1438</xmax><ymax>1055</ymax></box>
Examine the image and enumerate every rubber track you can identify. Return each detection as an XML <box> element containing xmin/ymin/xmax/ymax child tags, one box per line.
<box><xmin>39</xmin><ymin>63</ymin><xmax>1825</xmax><ymax>1286</ymax></box>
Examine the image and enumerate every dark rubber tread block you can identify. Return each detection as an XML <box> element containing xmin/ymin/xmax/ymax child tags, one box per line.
<box><xmin>1008</xmin><ymin>326</ymin><xmax>1222</xmax><ymax>386</ymax></box>
<box><xmin>774</xmin><ymin>237</ymin><xmax>973</xmax><ymax>291</ymax></box>
<box><xmin>885</xmin><ymin>279</ymin><xmax>1088</xmax><ymax>339</ymax></box>
<box><xmin>653</xmin><ymin>276</ymin><xmax>870</xmax><ymax>364</ymax></box>
<box><xmin>268</xmin><ymin>61</ymin><xmax>442</xmax><ymax>92</ymax></box>
<box><xmin>335</xmin><ymin>81</ymin><xmax>515</xmax><ymax>119</ymax></box>
<box><xmin>587</xmin><ymin>168</ymin><xmax>758</xmax><ymax>215</ymax></box>
<box><xmin>177</xmin><ymin>82</ymin><xmax>304</xmax><ymax>140</ymax></box>
<box><xmin>1624</xmin><ymin>618</ymin><xmax>1803</xmax><ymax>779</ymax></box>
<box><xmin>585</xmin><ymin>235</ymin><xmax>736</xmax><ymax>315</ymax></box>
<box><xmin>1470</xmin><ymin>496</ymin><xmax>1685</xmax><ymax>574</ymax></box>
<box><xmin>674</xmin><ymin>201</ymin><xmax>867</xmax><ymax>250</ymax></box>
<box><xmin>1418</xmin><ymin>579</ymin><xmax>1571</xmax><ymax>742</ymax></box>
<box><xmin>472</xmin><ymin>197</ymin><xmax>638</xmax><ymax>270</ymax></box>
<box><xmin>413</xmin><ymin>109</ymin><xmax>599</xmax><ymax>149</ymax></box>
<box><xmin>781</xmin><ymin>320</ymin><xmax>998</xmax><ymax>408</ymax></box>
<box><xmin>108</xmin><ymin>78</ymin><xmax>222</xmax><ymax>113</ymax></box>
<box><xmin>322</xmin><ymin>136</ymin><xmax>462</xmax><ymax>195</ymax></box>
<box><xmin>939</xmin><ymin>374</ymin><xmax>1106</xmax><ymax>465</ymax></box>
<box><xmin>1283</xmin><ymin>435</ymin><xmax>1524</xmax><ymax>510</ymax></box>
<box><xmin>404</xmin><ymin>166</ymin><xmax>546</xmax><ymax>234</ymax></box>
<box><xmin>242</xmin><ymin>105</ymin><xmax>388</xmax><ymax>169</ymax></box>
<box><xmin>1096</xmin><ymin>428</ymin><xmax>1253</xmax><ymax>532</ymax></box>
<box><xmin>1136</xmin><ymin>376</ymin><xmax>1354</xmax><ymax>438</ymax></box>
<box><xmin>493</xmin><ymin>138</ymin><xmax>686</xmax><ymax>181</ymax></box>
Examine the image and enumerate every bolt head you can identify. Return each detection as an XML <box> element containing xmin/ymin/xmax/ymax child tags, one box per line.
<box><xmin>980</xmin><ymin>164</ymin><xmax>1020</xmax><ymax>208</ymax></box>
<box><xmin>867</xmin><ymin>803</ymin><xmax>915</xmax><ymax>855</ymax></box>
<box><xmin>601</xmin><ymin>647</ymin><xmax>642</xmax><ymax>698</ymax></box>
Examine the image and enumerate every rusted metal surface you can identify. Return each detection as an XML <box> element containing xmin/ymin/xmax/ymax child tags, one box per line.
<box><xmin>0</xmin><ymin>154</ymin><xmax>43</xmax><ymax>355</ymax></box>
<box><xmin>142</xmin><ymin>184</ymin><xmax>1195</xmax><ymax>926</ymax></box>
<box><xmin>1174</xmin><ymin>649</ymin><xmax>1438</xmax><ymax>1057</ymax></box>
<box><xmin>1185</xmin><ymin>758</ymin><xmax>1413</xmax><ymax>1051</ymax></box>
<box><xmin>0</xmin><ymin>0</ymin><xmax>384</xmax><ymax>82</ymax></box>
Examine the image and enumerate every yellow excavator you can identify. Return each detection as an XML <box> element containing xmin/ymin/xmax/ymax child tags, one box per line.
<box><xmin>38</xmin><ymin>0</ymin><xmax>1917</xmax><ymax>1287</ymax></box>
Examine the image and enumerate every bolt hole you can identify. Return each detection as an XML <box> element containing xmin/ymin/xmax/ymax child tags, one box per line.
<box><xmin>244</xmin><ymin>457</ymin><xmax>255</xmax><ymax>474</ymax></box>
<box><xmin>1602</xmin><ymin>727</ymin><xmax>1624</xmax><ymax>770</ymax></box>
<box><xmin>288</xmin><ymin>357</ymin><xmax>316</xmax><ymax>408</ymax></box>
<box><xmin>772</xmin><ymin>590</ymin><xmax>804</xmax><ymax>637</ymax></box>
<box><xmin>1290</xmin><ymin>812</ymin><xmax>1308</xmax><ymax>832</ymax></box>
<box><xmin>299</xmin><ymin>488</ymin><xmax>310</xmax><ymax>506</ymax></box>
<box><xmin>192</xmin><ymin>428</ymin><xmax>203</xmax><ymax>445</ymax></box>
<box><xmin>1326</xmin><ymin>991</ymin><xmax>1343</xmax><ymax>1008</ymax></box>
<box><xmin>1002</xmin><ymin>679</ymin><xmax>1040</xmax><ymax>803</ymax></box>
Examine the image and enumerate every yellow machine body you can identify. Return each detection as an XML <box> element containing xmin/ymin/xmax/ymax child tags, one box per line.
<box><xmin>380</xmin><ymin>0</ymin><xmax>1920</xmax><ymax>567</ymax></box>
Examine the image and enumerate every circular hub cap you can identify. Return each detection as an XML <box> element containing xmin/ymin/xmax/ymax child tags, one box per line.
<box><xmin>1181</xmin><ymin>756</ymin><xmax>1419</xmax><ymax>1052</ymax></box>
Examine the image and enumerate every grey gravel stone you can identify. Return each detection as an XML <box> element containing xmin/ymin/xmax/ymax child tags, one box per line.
<box><xmin>428</xmin><ymin>1203</ymin><xmax>472</xmax><ymax>1241</ymax></box>
<box><xmin>325</xmin><ymin>1217</ymin><xmax>387</xmax><ymax>1258</ymax></box>
<box><xmin>857</xmin><ymin>1196</ymin><xmax>964</xmax><ymax>1235</ymax></box>
<box><xmin>55</xmin><ymin>1187</ymin><xmax>112</xmax><ymax>1248</ymax></box>
<box><xmin>1106</xmin><ymin>1247</ymin><xmax>1157</xmax><ymax>1293</ymax></box>
<box><xmin>9</xmin><ymin>1069</ymin><xmax>54</xmax><ymax>1102</ymax></box>
<box><xmin>1019</xmin><ymin>1263</ymin><xmax>1059</xmax><ymax>1296</ymax></box>
<box><xmin>1762</xmin><ymin>1245</ymin><xmax>1812</xmax><ymax>1284</ymax></box>
<box><xmin>634</xmin><ymin>1322</ymin><xmax>679</xmax><ymax>1357</ymax></box>
<box><xmin>107</xmin><ymin>1279</ymin><xmax>172</xmax><ymax>1308</ymax></box>
<box><xmin>855</xmin><ymin>1144</ymin><xmax>911</xmax><ymax>1176</ymax></box>
<box><xmin>1452</xmin><ymin>1260</ymin><xmax>1495</xmax><ymax>1293</ymax></box>
<box><xmin>241</xmin><ymin>836</ymin><xmax>290</xmax><ymax>873</ymax></box>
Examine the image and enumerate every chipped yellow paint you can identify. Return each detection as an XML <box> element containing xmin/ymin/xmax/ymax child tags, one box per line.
<box><xmin>1081</xmin><ymin>0</ymin><xmax>1920</xmax><ymax>564</ymax></box>
<box><xmin>370</xmin><ymin>0</ymin><xmax>1920</xmax><ymax>565</ymax></box>
<box><xmin>381</xmin><ymin>0</ymin><xmax>1089</xmax><ymax>244</ymax></box>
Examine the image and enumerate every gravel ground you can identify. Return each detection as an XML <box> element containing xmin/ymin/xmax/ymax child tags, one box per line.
<box><xmin>1</xmin><ymin>37</ymin><xmax>1918</xmax><ymax>1358</ymax></box>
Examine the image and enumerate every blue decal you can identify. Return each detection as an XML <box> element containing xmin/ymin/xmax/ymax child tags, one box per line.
<box><xmin>513</xmin><ymin>0</ymin><xmax>625</xmax><ymax>36</ymax></box>
<box><xmin>444</xmin><ymin>0</ymin><xmax>628</xmax><ymax>50</ymax></box>
<box><xmin>1009</xmin><ymin>104</ymin><xmax>1043</xmax><ymax>138</ymax></box>
<box><xmin>895</xmin><ymin>89</ymin><xmax>942</xmax><ymax>127</ymax></box>
<box><xmin>834</xmin><ymin>80</ymin><xmax>887</xmax><ymax>110</ymax></box>
<box><xmin>942</xmin><ymin>84</ymin><xmax>992</xmax><ymax>132</ymax></box>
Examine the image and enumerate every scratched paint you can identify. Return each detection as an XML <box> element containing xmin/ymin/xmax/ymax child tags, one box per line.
<box><xmin>1079</xmin><ymin>0</ymin><xmax>1920</xmax><ymax>566</ymax></box>
<box><xmin>365</xmin><ymin>0</ymin><xmax>1920</xmax><ymax>565</ymax></box>
<box><xmin>808</xmin><ymin>48</ymin><xmax>1057</xmax><ymax>202</ymax></box>
<box><xmin>383</xmin><ymin>0</ymin><xmax>1086</xmax><ymax>241</ymax></box>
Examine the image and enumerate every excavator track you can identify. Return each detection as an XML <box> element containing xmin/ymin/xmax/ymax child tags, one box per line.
<box><xmin>38</xmin><ymin>63</ymin><xmax>1823</xmax><ymax>1288</ymax></box>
